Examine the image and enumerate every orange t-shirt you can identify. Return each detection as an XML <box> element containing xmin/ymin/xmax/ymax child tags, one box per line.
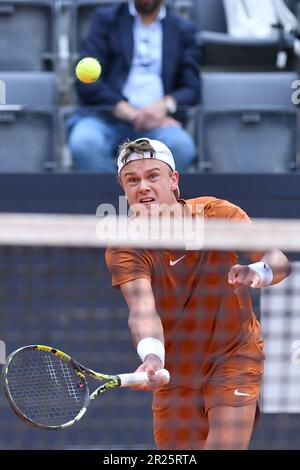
<box><xmin>105</xmin><ymin>196</ymin><xmax>261</xmax><ymax>388</ymax></box>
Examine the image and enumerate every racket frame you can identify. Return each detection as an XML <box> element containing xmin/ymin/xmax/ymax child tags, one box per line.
<box><xmin>3</xmin><ymin>344</ymin><xmax>162</xmax><ymax>430</ymax></box>
<box><xmin>3</xmin><ymin>344</ymin><xmax>121</xmax><ymax>430</ymax></box>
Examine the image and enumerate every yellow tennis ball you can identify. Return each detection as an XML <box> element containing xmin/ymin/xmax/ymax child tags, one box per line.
<box><xmin>76</xmin><ymin>57</ymin><xmax>101</xmax><ymax>84</ymax></box>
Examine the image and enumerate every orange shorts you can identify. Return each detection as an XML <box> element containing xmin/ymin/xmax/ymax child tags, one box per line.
<box><xmin>152</xmin><ymin>335</ymin><xmax>264</xmax><ymax>450</ymax></box>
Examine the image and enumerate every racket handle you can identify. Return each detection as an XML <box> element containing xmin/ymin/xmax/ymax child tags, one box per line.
<box><xmin>118</xmin><ymin>368</ymin><xmax>170</xmax><ymax>387</ymax></box>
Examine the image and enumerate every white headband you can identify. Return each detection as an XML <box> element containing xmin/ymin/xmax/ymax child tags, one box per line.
<box><xmin>117</xmin><ymin>138</ymin><xmax>176</xmax><ymax>174</ymax></box>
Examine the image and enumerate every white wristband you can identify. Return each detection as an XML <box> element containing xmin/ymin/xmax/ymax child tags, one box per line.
<box><xmin>137</xmin><ymin>337</ymin><xmax>165</xmax><ymax>367</ymax></box>
<box><xmin>248</xmin><ymin>262</ymin><xmax>273</xmax><ymax>287</ymax></box>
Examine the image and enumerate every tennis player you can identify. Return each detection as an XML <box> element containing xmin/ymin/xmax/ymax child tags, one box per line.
<box><xmin>105</xmin><ymin>138</ymin><xmax>291</xmax><ymax>450</ymax></box>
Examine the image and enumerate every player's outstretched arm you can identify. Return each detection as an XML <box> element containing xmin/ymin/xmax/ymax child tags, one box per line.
<box><xmin>120</xmin><ymin>278</ymin><xmax>169</xmax><ymax>390</ymax></box>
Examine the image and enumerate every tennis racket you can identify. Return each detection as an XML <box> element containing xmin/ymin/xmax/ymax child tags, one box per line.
<box><xmin>3</xmin><ymin>344</ymin><xmax>170</xmax><ymax>430</ymax></box>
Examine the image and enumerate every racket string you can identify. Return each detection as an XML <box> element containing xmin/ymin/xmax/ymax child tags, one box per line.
<box><xmin>6</xmin><ymin>349</ymin><xmax>88</xmax><ymax>427</ymax></box>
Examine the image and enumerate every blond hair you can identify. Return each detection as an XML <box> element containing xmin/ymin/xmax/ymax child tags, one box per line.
<box><xmin>118</xmin><ymin>139</ymin><xmax>156</xmax><ymax>167</ymax></box>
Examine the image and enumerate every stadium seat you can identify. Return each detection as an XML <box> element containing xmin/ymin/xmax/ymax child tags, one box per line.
<box><xmin>192</xmin><ymin>0</ymin><xmax>299</xmax><ymax>70</ymax></box>
<box><xmin>0</xmin><ymin>0</ymin><xmax>55</xmax><ymax>71</ymax></box>
<box><xmin>198</xmin><ymin>72</ymin><xmax>298</xmax><ymax>172</ymax></box>
<box><xmin>0</xmin><ymin>72</ymin><xmax>59</xmax><ymax>172</ymax></box>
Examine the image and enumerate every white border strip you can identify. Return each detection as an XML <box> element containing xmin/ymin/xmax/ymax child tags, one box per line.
<box><xmin>0</xmin><ymin>213</ymin><xmax>299</xmax><ymax>251</ymax></box>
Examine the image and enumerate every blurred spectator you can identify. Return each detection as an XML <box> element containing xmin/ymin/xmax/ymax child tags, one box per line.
<box><xmin>67</xmin><ymin>0</ymin><xmax>200</xmax><ymax>172</ymax></box>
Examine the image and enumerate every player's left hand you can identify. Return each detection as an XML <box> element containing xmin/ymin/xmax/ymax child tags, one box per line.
<box><xmin>228</xmin><ymin>264</ymin><xmax>262</xmax><ymax>289</ymax></box>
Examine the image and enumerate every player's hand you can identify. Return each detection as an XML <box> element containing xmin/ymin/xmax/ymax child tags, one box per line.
<box><xmin>131</xmin><ymin>355</ymin><xmax>170</xmax><ymax>391</ymax></box>
<box><xmin>228</xmin><ymin>264</ymin><xmax>262</xmax><ymax>289</ymax></box>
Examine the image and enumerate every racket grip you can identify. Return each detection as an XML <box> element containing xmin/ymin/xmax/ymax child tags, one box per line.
<box><xmin>118</xmin><ymin>368</ymin><xmax>170</xmax><ymax>387</ymax></box>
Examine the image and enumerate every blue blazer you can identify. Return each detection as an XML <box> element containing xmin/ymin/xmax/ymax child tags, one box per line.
<box><xmin>76</xmin><ymin>3</ymin><xmax>200</xmax><ymax>108</ymax></box>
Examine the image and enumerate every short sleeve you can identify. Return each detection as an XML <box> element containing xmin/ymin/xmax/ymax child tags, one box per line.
<box><xmin>230</xmin><ymin>206</ymin><xmax>252</xmax><ymax>223</ymax></box>
<box><xmin>105</xmin><ymin>248</ymin><xmax>153</xmax><ymax>288</ymax></box>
